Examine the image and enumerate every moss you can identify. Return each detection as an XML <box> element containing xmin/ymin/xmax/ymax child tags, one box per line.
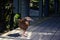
<box><xmin>13</xmin><ymin>13</ymin><xmax>21</xmax><ymax>28</ymax></box>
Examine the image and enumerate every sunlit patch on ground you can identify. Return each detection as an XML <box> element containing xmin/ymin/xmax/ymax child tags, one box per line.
<box><xmin>0</xmin><ymin>28</ymin><xmax>33</xmax><ymax>40</ymax></box>
<box><xmin>39</xmin><ymin>32</ymin><xmax>54</xmax><ymax>35</ymax></box>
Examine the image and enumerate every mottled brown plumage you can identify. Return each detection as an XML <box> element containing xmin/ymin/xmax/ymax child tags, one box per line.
<box><xmin>18</xmin><ymin>18</ymin><xmax>29</xmax><ymax>31</ymax></box>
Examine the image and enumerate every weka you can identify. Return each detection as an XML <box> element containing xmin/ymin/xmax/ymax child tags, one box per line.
<box><xmin>18</xmin><ymin>18</ymin><xmax>29</xmax><ymax>31</ymax></box>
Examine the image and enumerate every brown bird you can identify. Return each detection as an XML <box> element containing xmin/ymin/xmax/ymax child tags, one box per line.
<box><xmin>18</xmin><ymin>17</ymin><xmax>31</xmax><ymax>37</ymax></box>
<box><xmin>18</xmin><ymin>18</ymin><xmax>29</xmax><ymax>31</ymax></box>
